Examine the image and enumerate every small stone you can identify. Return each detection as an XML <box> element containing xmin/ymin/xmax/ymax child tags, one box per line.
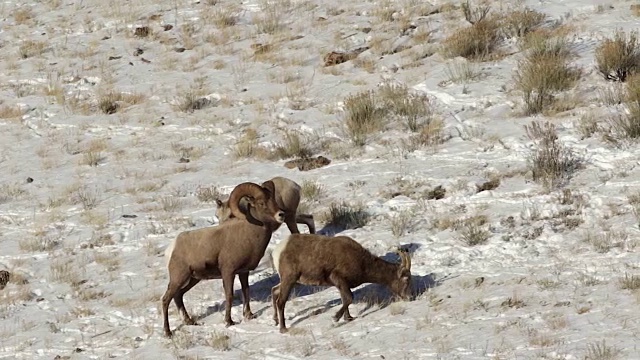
<box><xmin>134</xmin><ymin>26</ymin><xmax>150</xmax><ymax>37</ymax></box>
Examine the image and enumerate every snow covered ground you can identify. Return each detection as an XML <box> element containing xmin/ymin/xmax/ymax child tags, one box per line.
<box><xmin>0</xmin><ymin>0</ymin><xmax>639</xmax><ymax>359</ymax></box>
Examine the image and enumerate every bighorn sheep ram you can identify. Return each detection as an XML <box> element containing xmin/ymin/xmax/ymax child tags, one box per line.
<box><xmin>271</xmin><ymin>234</ymin><xmax>413</xmax><ymax>333</ymax></box>
<box><xmin>216</xmin><ymin>176</ymin><xmax>315</xmax><ymax>234</ymax></box>
<box><xmin>162</xmin><ymin>181</ymin><xmax>285</xmax><ymax>337</ymax></box>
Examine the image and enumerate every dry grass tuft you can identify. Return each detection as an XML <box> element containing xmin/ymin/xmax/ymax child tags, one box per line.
<box><xmin>159</xmin><ymin>196</ymin><xmax>185</xmax><ymax>213</ymax></box>
<box><xmin>49</xmin><ymin>259</ymin><xmax>81</xmax><ymax>284</ymax></box>
<box><xmin>18</xmin><ymin>40</ymin><xmax>47</xmax><ymax>59</ymax></box>
<box><xmin>377</xmin><ymin>83</ymin><xmax>431</xmax><ymax>132</ymax></box>
<box><xmin>514</xmin><ymin>37</ymin><xmax>580</xmax><ymax>115</ymax></box>
<box><xmin>501</xmin><ymin>8</ymin><xmax>546</xmax><ymax>39</ymax></box>
<box><xmin>583</xmin><ymin>230</ymin><xmax>627</xmax><ymax>253</ymax></box>
<box><xmin>97</xmin><ymin>90</ymin><xmax>145</xmax><ymax>114</ymax></box>
<box><xmin>196</xmin><ymin>185</ymin><xmax>221</xmax><ymax>203</ymax></box>
<box><xmin>0</xmin><ymin>104</ymin><xmax>25</xmax><ymax>120</ymax></box>
<box><xmin>70</xmin><ymin>185</ymin><xmax>101</xmax><ymax>210</ymax></box>
<box><xmin>457</xmin><ymin>216</ymin><xmax>491</xmax><ymax>246</ymax></box>
<box><xmin>609</xmin><ymin>74</ymin><xmax>640</xmax><ymax>139</ymax></box>
<box><xmin>373</xmin><ymin>0</ymin><xmax>397</xmax><ymax>22</ymax></box>
<box><xmin>442</xmin><ymin>17</ymin><xmax>502</xmax><ymax>61</ymax></box>
<box><xmin>595</xmin><ymin>30</ymin><xmax>640</xmax><ymax>82</ymax></box>
<box><xmin>13</xmin><ymin>7</ymin><xmax>34</xmax><ymax>24</ymax></box>
<box><xmin>0</xmin><ymin>183</ymin><xmax>27</xmax><ymax>204</ymax></box>
<box><xmin>402</xmin><ymin>119</ymin><xmax>446</xmax><ymax>151</ymax></box>
<box><xmin>210</xmin><ymin>5</ymin><xmax>240</xmax><ymax>28</ymax></box>
<box><xmin>461</xmin><ymin>0</ymin><xmax>490</xmax><ymax>25</ymax></box>
<box><xmin>343</xmin><ymin>90</ymin><xmax>387</xmax><ymax>146</ymax></box>
<box><xmin>584</xmin><ymin>340</ymin><xmax>622</xmax><ymax>360</ymax></box>
<box><xmin>205</xmin><ymin>331</ymin><xmax>231</xmax><ymax>351</ymax></box>
<box><xmin>171</xmin><ymin>142</ymin><xmax>207</xmax><ymax>160</ymax></box>
<box><xmin>445</xmin><ymin>59</ymin><xmax>482</xmax><ymax>83</ymax></box>
<box><xmin>233</xmin><ymin>128</ymin><xmax>268</xmax><ymax>159</ymax></box>
<box><xmin>81</xmin><ymin>151</ymin><xmax>105</xmax><ymax>166</ymax></box>
<box><xmin>321</xmin><ymin>202</ymin><xmax>370</xmax><ymax>231</ymax></box>
<box><xmin>253</xmin><ymin>0</ymin><xmax>288</xmax><ymax>34</ymax></box>
<box><xmin>575</xmin><ymin>112</ymin><xmax>600</xmax><ymax>139</ymax></box>
<box><xmin>390</xmin><ymin>209</ymin><xmax>415</xmax><ymax>238</ymax></box>
<box><xmin>524</xmin><ymin>121</ymin><xmax>582</xmax><ymax>188</ymax></box>
<box><xmin>174</xmin><ymin>82</ymin><xmax>213</xmax><ymax>112</ymax></box>
<box><xmin>300</xmin><ymin>180</ymin><xmax>325</xmax><ymax>202</ymax></box>
<box><xmin>343</xmin><ymin>85</ymin><xmax>434</xmax><ymax>146</ymax></box>
<box><xmin>272</xmin><ymin>131</ymin><xmax>315</xmax><ymax>160</ymax></box>
<box><xmin>618</xmin><ymin>273</ymin><xmax>640</xmax><ymax>290</ymax></box>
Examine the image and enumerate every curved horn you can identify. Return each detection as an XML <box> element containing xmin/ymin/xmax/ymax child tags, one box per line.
<box><xmin>228</xmin><ymin>182</ymin><xmax>265</xmax><ymax>220</ymax></box>
<box><xmin>402</xmin><ymin>250</ymin><xmax>411</xmax><ymax>270</ymax></box>
<box><xmin>396</xmin><ymin>248</ymin><xmax>405</xmax><ymax>268</ymax></box>
<box><xmin>397</xmin><ymin>248</ymin><xmax>410</xmax><ymax>270</ymax></box>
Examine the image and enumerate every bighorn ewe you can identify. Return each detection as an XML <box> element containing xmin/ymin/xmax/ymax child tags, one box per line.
<box><xmin>162</xmin><ymin>181</ymin><xmax>285</xmax><ymax>337</ymax></box>
<box><xmin>271</xmin><ymin>234</ymin><xmax>412</xmax><ymax>333</ymax></box>
<box><xmin>216</xmin><ymin>176</ymin><xmax>315</xmax><ymax>234</ymax></box>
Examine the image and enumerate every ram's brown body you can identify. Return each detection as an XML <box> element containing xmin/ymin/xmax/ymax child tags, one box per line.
<box><xmin>162</xmin><ymin>182</ymin><xmax>285</xmax><ymax>337</ymax></box>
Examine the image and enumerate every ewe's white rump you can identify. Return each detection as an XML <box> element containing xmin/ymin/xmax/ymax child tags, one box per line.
<box><xmin>164</xmin><ymin>238</ymin><xmax>176</xmax><ymax>268</ymax></box>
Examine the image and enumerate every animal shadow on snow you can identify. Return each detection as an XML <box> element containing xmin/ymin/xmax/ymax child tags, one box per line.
<box><xmin>197</xmin><ymin>244</ymin><xmax>440</xmax><ymax>325</ymax></box>
<box><xmin>316</xmin><ymin>212</ymin><xmax>372</xmax><ymax>236</ymax></box>
<box><xmin>196</xmin><ymin>272</ymin><xmax>322</xmax><ymax>321</ymax></box>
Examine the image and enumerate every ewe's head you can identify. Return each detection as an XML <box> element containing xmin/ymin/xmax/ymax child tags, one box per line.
<box><xmin>215</xmin><ymin>198</ymin><xmax>232</xmax><ymax>223</ymax></box>
<box><xmin>390</xmin><ymin>249</ymin><xmax>412</xmax><ymax>300</ymax></box>
<box><xmin>227</xmin><ymin>181</ymin><xmax>285</xmax><ymax>225</ymax></box>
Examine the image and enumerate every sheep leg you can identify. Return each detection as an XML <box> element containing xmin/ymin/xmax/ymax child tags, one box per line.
<box><xmin>271</xmin><ymin>283</ymin><xmax>281</xmax><ymax>325</ymax></box>
<box><xmin>161</xmin><ymin>276</ymin><xmax>188</xmax><ymax>337</ymax></box>
<box><xmin>238</xmin><ymin>272</ymin><xmax>256</xmax><ymax>320</ymax></box>
<box><xmin>222</xmin><ymin>272</ymin><xmax>237</xmax><ymax>327</ymax></box>
<box><xmin>275</xmin><ymin>279</ymin><xmax>296</xmax><ymax>333</ymax></box>
<box><xmin>174</xmin><ymin>277</ymin><xmax>200</xmax><ymax>326</ymax></box>
<box><xmin>331</xmin><ymin>277</ymin><xmax>355</xmax><ymax>322</ymax></box>
<box><xmin>295</xmin><ymin>214</ymin><xmax>315</xmax><ymax>234</ymax></box>
<box><xmin>285</xmin><ymin>213</ymin><xmax>300</xmax><ymax>234</ymax></box>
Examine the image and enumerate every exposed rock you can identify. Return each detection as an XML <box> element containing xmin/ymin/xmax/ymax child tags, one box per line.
<box><xmin>134</xmin><ymin>26</ymin><xmax>150</xmax><ymax>38</ymax></box>
<box><xmin>323</xmin><ymin>47</ymin><xmax>369</xmax><ymax>66</ymax></box>
<box><xmin>0</xmin><ymin>270</ymin><xmax>10</xmax><ymax>290</ymax></box>
<box><xmin>476</xmin><ymin>178</ymin><xmax>500</xmax><ymax>193</ymax></box>
<box><xmin>284</xmin><ymin>156</ymin><xmax>331</xmax><ymax>171</ymax></box>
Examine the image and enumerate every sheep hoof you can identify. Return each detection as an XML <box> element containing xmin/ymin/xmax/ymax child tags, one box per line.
<box><xmin>164</xmin><ymin>330</ymin><xmax>173</xmax><ymax>338</ymax></box>
<box><xmin>244</xmin><ymin>312</ymin><xmax>257</xmax><ymax>320</ymax></box>
<box><xmin>184</xmin><ymin>318</ymin><xmax>199</xmax><ymax>326</ymax></box>
<box><xmin>344</xmin><ymin>315</ymin><xmax>355</xmax><ymax>322</ymax></box>
<box><xmin>225</xmin><ymin>320</ymin><xmax>237</xmax><ymax>327</ymax></box>
<box><xmin>279</xmin><ymin>327</ymin><xmax>288</xmax><ymax>334</ymax></box>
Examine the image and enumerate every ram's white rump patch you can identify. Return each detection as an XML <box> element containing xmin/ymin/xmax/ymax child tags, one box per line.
<box><xmin>271</xmin><ymin>235</ymin><xmax>291</xmax><ymax>274</ymax></box>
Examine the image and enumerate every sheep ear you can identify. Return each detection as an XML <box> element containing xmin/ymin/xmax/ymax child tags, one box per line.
<box><xmin>244</xmin><ymin>196</ymin><xmax>256</xmax><ymax>207</ymax></box>
<box><xmin>261</xmin><ymin>180</ymin><xmax>276</xmax><ymax>196</ymax></box>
